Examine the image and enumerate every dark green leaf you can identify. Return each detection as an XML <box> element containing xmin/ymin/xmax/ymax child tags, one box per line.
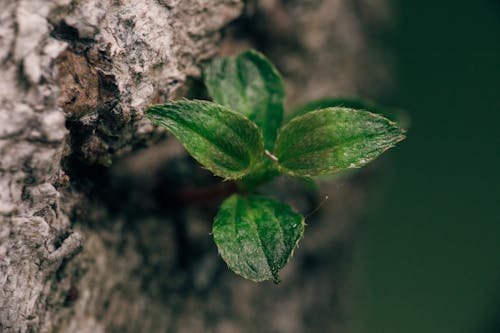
<box><xmin>147</xmin><ymin>100</ymin><xmax>264</xmax><ymax>180</ymax></box>
<box><xmin>204</xmin><ymin>50</ymin><xmax>285</xmax><ymax>149</ymax></box>
<box><xmin>288</xmin><ymin>97</ymin><xmax>410</xmax><ymax>130</ymax></box>
<box><xmin>213</xmin><ymin>194</ymin><xmax>304</xmax><ymax>282</ymax></box>
<box><xmin>274</xmin><ymin>107</ymin><xmax>406</xmax><ymax>177</ymax></box>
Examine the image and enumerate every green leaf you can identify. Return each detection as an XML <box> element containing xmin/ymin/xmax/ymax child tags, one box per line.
<box><xmin>204</xmin><ymin>50</ymin><xmax>285</xmax><ymax>149</ymax></box>
<box><xmin>274</xmin><ymin>107</ymin><xmax>406</xmax><ymax>177</ymax></box>
<box><xmin>288</xmin><ymin>97</ymin><xmax>410</xmax><ymax>130</ymax></box>
<box><xmin>213</xmin><ymin>194</ymin><xmax>304</xmax><ymax>282</ymax></box>
<box><xmin>147</xmin><ymin>100</ymin><xmax>264</xmax><ymax>180</ymax></box>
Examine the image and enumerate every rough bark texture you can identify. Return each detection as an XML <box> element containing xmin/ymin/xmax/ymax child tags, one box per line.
<box><xmin>0</xmin><ymin>0</ymin><xmax>389</xmax><ymax>332</ymax></box>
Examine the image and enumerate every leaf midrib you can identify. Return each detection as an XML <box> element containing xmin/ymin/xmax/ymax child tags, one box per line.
<box><xmin>277</xmin><ymin>129</ymin><xmax>385</xmax><ymax>164</ymax></box>
<box><xmin>168</xmin><ymin>111</ymin><xmax>254</xmax><ymax>170</ymax></box>
<box><xmin>240</xmin><ymin>197</ymin><xmax>285</xmax><ymax>280</ymax></box>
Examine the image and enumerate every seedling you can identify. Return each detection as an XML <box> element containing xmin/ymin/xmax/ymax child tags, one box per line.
<box><xmin>147</xmin><ymin>50</ymin><xmax>405</xmax><ymax>283</ymax></box>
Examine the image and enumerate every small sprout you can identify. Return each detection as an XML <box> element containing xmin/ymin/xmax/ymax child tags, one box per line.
<box><xmin>146</xmin><ymin>49</ymin><xmax>406</xmax><ymax>282</ymax></box>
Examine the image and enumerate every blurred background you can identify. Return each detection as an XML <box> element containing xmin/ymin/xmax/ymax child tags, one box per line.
<box><xmin>349</xmin><ymin>1</ymin><xmax>500</xmax><ymax>332</ymax></box>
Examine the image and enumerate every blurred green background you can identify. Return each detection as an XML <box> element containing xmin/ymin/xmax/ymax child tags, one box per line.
<box><xmin>351</xmin><ymin>0</ymin><xmax>500</xmax><ymax>332</ymax></box>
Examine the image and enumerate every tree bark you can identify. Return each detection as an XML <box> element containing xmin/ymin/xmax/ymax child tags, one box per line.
<box><xmin>0</xmin><ymin>1</ymin><xmax>389</xmax><ymax>332</ymax></box>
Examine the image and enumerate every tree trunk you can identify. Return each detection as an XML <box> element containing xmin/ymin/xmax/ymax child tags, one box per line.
<box><xmin>0</xmin><ymin>1</ymin><xmax>389</xmax><ymax>332</ymax></box>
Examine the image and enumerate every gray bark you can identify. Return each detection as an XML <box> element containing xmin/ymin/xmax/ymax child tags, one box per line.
<box><xmin>0</xmin><ymin>0</ymin><xmax>389</xmax><ymax>332</ymax></box>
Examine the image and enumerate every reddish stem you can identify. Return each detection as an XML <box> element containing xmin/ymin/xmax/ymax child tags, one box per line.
<box><xmin>177</xmin><ymin>181</ymin><xmax>238</xmax><ymax>205</ymax></box>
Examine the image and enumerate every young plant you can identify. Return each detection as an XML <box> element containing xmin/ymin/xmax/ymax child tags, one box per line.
<box><xmin>146</xmin><ymin>50</ymin><xmax>406</xmax><ymax>283</ymax></box>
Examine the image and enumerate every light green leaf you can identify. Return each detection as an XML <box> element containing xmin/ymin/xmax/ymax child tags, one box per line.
<box><xmin>274</xmin><ymin>107</ymin><xmax>406</xmax><ymax>177</ymax></box>
<box><xmin>147</xmin><ymin>100</ymin><xmax>264</xmax><ymax>180</ymax></box>
<box><xmin>288</xmin><ymin>97</ymin><xmax>410</xmax><ymax>130</ymax></box>
<box><xmin>213</xmin><ymin>194</ymin><xmax>304</xmax><ymax>282</ymax></box>
<box><xmin>204</xmin><ymin>50</ymin><xmax>285</xmax><ymax>149</ymax></box>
